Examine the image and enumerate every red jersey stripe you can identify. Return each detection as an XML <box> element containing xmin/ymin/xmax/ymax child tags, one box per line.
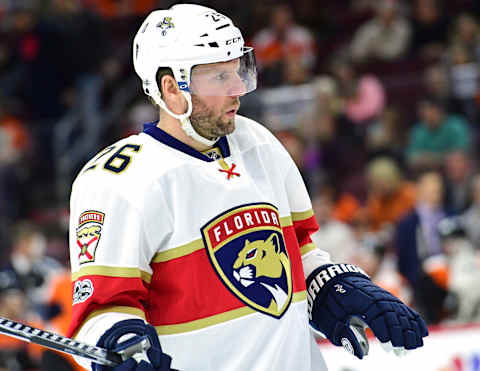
<box><xmin>148</xmin><ymin>225</ymin><xmax>306</xmax><ymax>326</ymax></box>
<box><xmin>292</xmin><ymin>214</ymin><xmax>319</xmax><ymax>248</ymax></box>
<box><xmin>67</xmin><ymin>275</ymin><xmax>148</xmax><ymax>337</ymax></box>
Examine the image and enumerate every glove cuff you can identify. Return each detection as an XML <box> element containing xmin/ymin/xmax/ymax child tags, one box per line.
<box><xmin>306</xmin><ymin>264</ymin><xmax>370</xmax><ymax>319</ymax></box>
<box><xmin>94</xmin><ymin>319</ymin><xmax>161</xmax><ymax>371</ymax></box>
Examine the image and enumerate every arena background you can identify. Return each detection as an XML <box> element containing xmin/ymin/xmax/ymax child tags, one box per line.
<box><xmin>0</xmin><ymin>0</ymin><xmax>479</xmax><ymax>370</ymax></box>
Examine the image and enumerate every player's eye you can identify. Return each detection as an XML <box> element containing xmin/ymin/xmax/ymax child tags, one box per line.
<box><xmin>214</xmin><ymin>72</ymin><xmax>227</xmax><ymax>81</ymax></box>
<box><xmin>246</xmin><ymin>249</ymin><xmax>257</xmax><ymax>260</ymax></box>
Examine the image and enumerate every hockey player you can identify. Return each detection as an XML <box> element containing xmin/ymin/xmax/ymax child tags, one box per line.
<box><xmin>67</xmin><ymin>4</ymin><xmax>428</xmax><ymax>371</ymax></box>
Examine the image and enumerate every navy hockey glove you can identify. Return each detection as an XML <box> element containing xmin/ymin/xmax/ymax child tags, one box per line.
<box><xmin>94</xmin><ymin>319</ymin><xmax>176</xmax><ymax>371</ymax></box>
<box><xmin>307</xmin><ymin>264</ymin><xmax>428</xmax><ymax>359</ymax></box>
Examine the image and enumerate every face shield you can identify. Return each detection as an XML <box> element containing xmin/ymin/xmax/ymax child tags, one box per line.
<box><xmin>188</xmin><ymin>47</ymin><xmax>257</xmax><ymax>97</ymax></box>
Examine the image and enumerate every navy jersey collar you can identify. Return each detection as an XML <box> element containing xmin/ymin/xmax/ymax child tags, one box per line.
<box><xmin>142</xmin><ymin>122</ymin><xmax>231</xmax><ymax>162</ymax></box>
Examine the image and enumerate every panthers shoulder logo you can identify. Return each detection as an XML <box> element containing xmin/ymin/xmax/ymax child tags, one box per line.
<box><xmin>201</xmin><ymin>203</ymin><xmax>292</xmax><ymax>318</ymax></box>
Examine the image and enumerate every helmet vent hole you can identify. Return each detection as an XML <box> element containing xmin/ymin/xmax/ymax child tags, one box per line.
<box><xmin>145</xmin><ymin>88</ymin><xmax>150</xmax><ymax>94</ymax></box>
<box><xmin>216</xmin><ymin>24</ymin><xmax>229</xmax><ymax>30</ymax></box>
<box><xmin>200</xmin><ymin>33</ymin><xmax>208</xmax><ymax>37</ymax></box>
<box><xmin>141</xmin><ymin>22</ymin><xmax>149</xmax><ymax>33</ymax></box>
<box><xmin>227</xmin><ymin>51</ymin><xmax>231</xmax><ymax>56</ymax></box>
<box><xmin>194</xmin><ymin>44</ymin><xmax>205</xmax><ymax>47</ymax></box>
<box><xmin>208</xmin><ymin>42</ymin><xmax>219</xmax><ymax>48</ymax></box>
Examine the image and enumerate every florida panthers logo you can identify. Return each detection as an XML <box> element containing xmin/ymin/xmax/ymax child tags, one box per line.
<box><xmin>201</xmin><ymin>203</ymin><xmax>293</xmax><ymax>318</ymax></box>
<box><xmin>233</xmin><ymin>234</ymin><xmax>291</xmax><ymax>313</ymax></box>
<box><xmin>157</xmin><ymin>17</ymin><xmax>175</xmax><ymax>36</ymax></box>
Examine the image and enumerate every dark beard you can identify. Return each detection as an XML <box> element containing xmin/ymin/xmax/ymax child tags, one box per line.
<box><xmin>190</xmin><ymin>95</ymin><xmax>239</xmax><ymax>140</ymax></box>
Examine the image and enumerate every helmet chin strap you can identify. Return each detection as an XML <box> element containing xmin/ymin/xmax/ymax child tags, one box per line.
<box><xmin>153</xmin><ymin>90</ymin><xmax>218</xmax><ymax>147</ymax></box>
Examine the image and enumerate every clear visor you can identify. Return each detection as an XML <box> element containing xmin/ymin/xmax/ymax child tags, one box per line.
<box><xmin>189</xmin><ymin>47</ymin><xmax>257</xmax><ymax>96</ymax></box>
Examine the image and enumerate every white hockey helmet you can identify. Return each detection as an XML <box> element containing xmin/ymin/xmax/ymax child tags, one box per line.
<box><xmin>133</xmin><ymin>4</ymin><xmax>257</xmax><ymax>145</ymax></box>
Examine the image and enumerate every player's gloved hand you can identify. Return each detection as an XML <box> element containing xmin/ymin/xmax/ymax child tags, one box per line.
<box><xmin>307</xmin><ymin>264</ymin><xmax>428</xmax><ymax>359</ymax></box>
<box><xmin>93</xmin><ymin>319</ymin><xmax>176</xmax><ymax>371</ymax></box>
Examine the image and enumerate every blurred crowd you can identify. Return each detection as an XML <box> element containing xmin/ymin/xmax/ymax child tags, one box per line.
<box><xmin>0</xmin><ymin>0</ymin><xmax>480</xmax><ymax>369</ymax></box>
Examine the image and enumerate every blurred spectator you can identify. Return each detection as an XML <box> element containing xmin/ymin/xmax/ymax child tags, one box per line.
<box><xmin>331</xmin><ymin>192</ymin><xmax>362</xmax><ymax>224</ymax></box>
<box><xmin>0</xmin><ymin>274</ymin><xmax>42</xmax><ymax>371</ymax></box>
<box><xmin>423</xmin><ymin>63</ymin><xmax>451</xmax><ymax>107</ymax></box>
<box><xmin>445</xmin><ymin>42</ymin><xmax>479</xmax><ymax>123</ymax></box>
<box><xmin>406</xmin><ymin>96</ymin><xmax>471</xmax><ymax>172</ymax></box>
<box><xmin>0</xmin><ymin>103</ymin><xmax>30</xmax><ymax>240</ymax></box>
<box><xmin>310</xmin><ymin>185</ymin><xmax>360</xmax><ymax>263</ymax></box>
<box><xmin>258</xmin><ymin>72</ymin><xmax>317</xmax><ymax>131</ymax></box>
<box><xmin>300</xmin><ymin>109</ymin><xmax>367</xmax><ymax>197</ymax></box>
<box><xmin>350</xmin><ymin>0</ymin><xmax>411</xmax><ymax>63</ymax></box>
<box><xmin>41</xmin><ymin>269</ymin><xmax>83</xmax><ymax>371</ymax></box>
<box><xmin>448</xmin><ymin>13</ymin><xmax>480</xmax><ymax>62</ymax></box>
<box><xmin>462</xmin><ymin>174</ymin><xmax>480</xmax><ymax>249</ymax></box>
<box><xmin>364</xmin><ymin>156</ymin><xmax>416</xmax><ymax>232</ymax></box>
<box><xmin>437</xmin><ymin>216</ymin><xmax>480</xmax><ymax>322</ymax></box>
<box><xmin>282</xmin><ymin>53</ymin><xmax>311</xmax><ymax>86</ymax></box>
<box><xmin>410</xmin><ymin>0</ymin><xmax>450</xmax><ymax>60</ymax></box>
<box><xmin>353</xmin><ymin>232</ymin><xmax>412</xmax><ymax>305</ymax></box>
<box><xmin>395</xmin><ymin>171</ymin><xmax>450</xmax><ymax>323</ymax></box>
<box><xmin>443</xmin><ymin>150</ymin><xmax>474</xmax><ymax>213</ymax></box>
<box><xmin>251</xmin><ymin>3</ymin><xmax>316</xmax><ymax>86</ymax></box>
<box><xmin>0</xmin><ymin>220</ymin><xmax>64</xmax><ymax>316</ymax></box>
<box><xmin>330</xmin><ymin>56</ymin><xmax>386</xmax><ymax>125</ymax></box>
<box><xmin>45</xmin><ymin>270</ymin><xmax>73</xmax><ymax>339</ymax></box>
<box><xmin>297</xmin><ymin>76</ymin><xmax>340</xmax><ymax>191</ymax></box>
<box><xmin>343</xmin><ymin>186</ymin><xmax>412</xmax><ymax>304</ymax></box>
<box><xmin>366</xmin><ymin>106</ymin><xmax>406</xmax><ymax>159</ymax></box>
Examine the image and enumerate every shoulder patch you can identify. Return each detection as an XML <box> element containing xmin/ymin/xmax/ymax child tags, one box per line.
<box><xmin>76</xmin><ymin>211</ymin><xmax>105</xmax><ymax>264</ymax></box>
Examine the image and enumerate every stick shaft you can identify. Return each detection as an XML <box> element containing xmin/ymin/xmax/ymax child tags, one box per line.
<box><xmin>0</xmin><ymin>316</ymin><xmax>121</xmax><ymax>366</ymax></box>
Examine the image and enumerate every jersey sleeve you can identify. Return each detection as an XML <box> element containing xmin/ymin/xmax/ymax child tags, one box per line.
<box><xmin>283</xmin><ymin>163</ymin><xmax>318</xmax><ymax>254</ymax></box>
<box><xmin>283</xmin><ymin>158</ymin><xmax>333</xmax><ymax>277</ymax></box>
<box><xmin>67</xmin><ymin>178</ymin><xmax>166</xmax><ymax>340</ymax></box>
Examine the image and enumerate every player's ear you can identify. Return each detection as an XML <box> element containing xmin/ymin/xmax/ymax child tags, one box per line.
<box><xmin>161</xmin><ymin>75</ymin><xmax>187</xmax><ymax>115</ymax></box>
<box><xmin>160</xmin><ymin>75</ymin><xmax>179</xmax><ymax>97</ymax></box>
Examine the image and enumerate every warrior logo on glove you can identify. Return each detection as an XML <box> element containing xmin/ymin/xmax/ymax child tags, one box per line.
<box><xmin>201</xmin><ymin>203</ymin><xmax>293</xmax><ymax>318</ymax></box>
<box><xmin>307</xmin><ymin>263</ymin><xmax>429</xmax><ymax>359</ymax></box>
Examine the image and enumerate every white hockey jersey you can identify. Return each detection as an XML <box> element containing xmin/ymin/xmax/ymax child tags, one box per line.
<box><xmin>68</xmin><ymin>115</ymin><xmax>330</xmax><ymax>370</ymax></box>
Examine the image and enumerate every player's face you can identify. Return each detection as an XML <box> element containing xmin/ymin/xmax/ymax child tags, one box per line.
<box><xmin>189</xmin><ymin>59</ymin><xmax>246</xmax><ymax>140</ymax></box>
<box><xmin>190</xmin><ymin>94</ymin><xmax>240</xmax><ymax>139</ymax></box>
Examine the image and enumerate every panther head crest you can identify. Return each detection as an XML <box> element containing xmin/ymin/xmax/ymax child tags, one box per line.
<box><xmin>232</xmin><ymin>233</ymin><xmax>291</xmax><ymax>312</ymax></box>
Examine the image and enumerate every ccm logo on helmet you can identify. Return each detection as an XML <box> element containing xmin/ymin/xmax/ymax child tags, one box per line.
<box><xmin>226</xmin><ymin>37</ymin><xmax>241</xmax><ymax>45</ymax></box>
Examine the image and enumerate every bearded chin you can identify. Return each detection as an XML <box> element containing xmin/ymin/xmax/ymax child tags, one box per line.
<box><xmin>190</xmin><ymin>112</ymin><xmax>235</xmax><ymax>140</ymax></box>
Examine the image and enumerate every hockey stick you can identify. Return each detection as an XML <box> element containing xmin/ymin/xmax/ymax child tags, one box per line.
<box><xmin>0</xmin><ymin>316</ymin><xmax>150</xmax><ymax>367</ymax></box>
